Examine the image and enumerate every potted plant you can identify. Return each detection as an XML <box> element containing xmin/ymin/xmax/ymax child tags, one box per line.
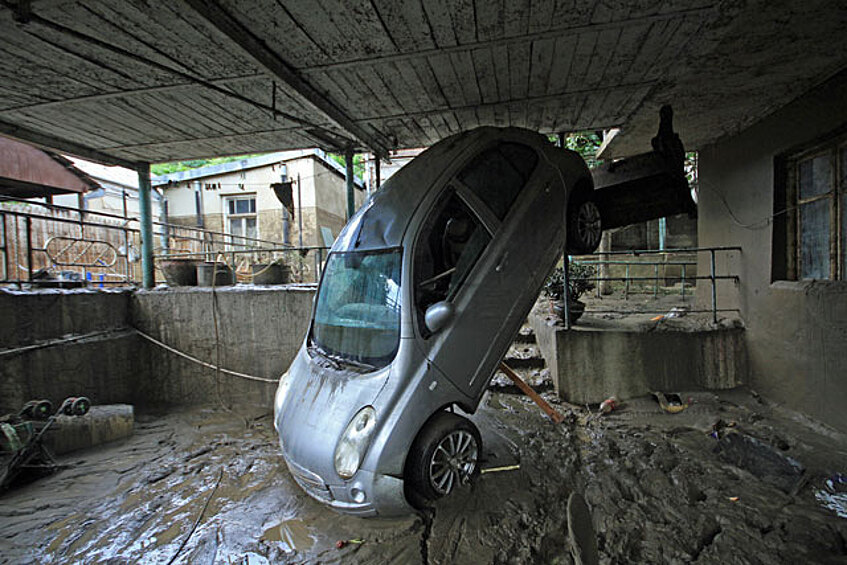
<box><xmin>543</xmin><ymin>262</ymin><xmax>596</xmax><ymax>324</ymax></box>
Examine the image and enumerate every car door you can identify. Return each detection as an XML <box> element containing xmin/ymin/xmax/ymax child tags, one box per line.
<box><xmin>412</xmin><ymin>142</ymin><xmax>550</xmax><ymax>401</ymax></box>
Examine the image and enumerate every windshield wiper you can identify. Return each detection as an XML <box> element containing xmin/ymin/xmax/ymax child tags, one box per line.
<box><xmin>309</xmin><ymin>340</ymin><xmax>375</xmax><ymax>372</ymax></box>
<box><xmin>308</xmin><ymin>341</ymin><xmax>340</xmax><ymax>369</ymax></box>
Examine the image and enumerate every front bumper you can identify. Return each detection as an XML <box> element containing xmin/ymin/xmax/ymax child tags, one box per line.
<box><xmin>283</xmin><ymin>454</ymin><xmax>410</xmax><ymax>517</ymax></box>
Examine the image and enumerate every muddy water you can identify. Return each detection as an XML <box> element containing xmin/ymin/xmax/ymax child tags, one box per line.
<box><xmin>1</xmin><ymin>390</ymin><xmax>846</xmax><ymax>564</ymax></box>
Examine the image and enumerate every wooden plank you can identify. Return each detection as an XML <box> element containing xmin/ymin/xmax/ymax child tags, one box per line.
<box><xmin>275</xmin><ymin>0</ymin><xmax>354</xmax><ymax>59</ymax></box>
<box><xmin>504</xmin><ymin>0</ymin><xmax>532</xmax><ymax>38</ymax></box>
<box><xmin>624</xmin><ymin>19</ymin><xmax>675</xmax><ymax>83</ymax></box>
<box><xmin>528</xmin><ymin>0</ymin><xmax>556</xmax><ymax>32</ymax></box>
<box><xmin>583</xmin><ymin>27</ymin><xmax>622</xmax><ymax>87</ymax></box>
<box><xmin>527</xmin><ymin>37</ymin><xmax>555</xmax><ymax>98</ymax></box>
<box><xmin>218</xmin><ymin>0</ymin><xmax>330</xmax><ymax>66</ymax></box>
<box><xmin>450</xmin><ymin>51</ymin><xmax>482</xmax><ymax>107</ymax></box>
<box><xmin>314</xmin><ymin>0</ymin><xmax>397</xmax><ymax>57</ymax></box>
<box><xmin>427</xmin><ymin>54</ymin><xmax>466</xmax><ymax>107</ymax></box>
<box><xmin>475</xmin><ymin>0</ymin><xmax>504</xmax><ymax>42</ymax></box>
<box><xmin>600</xmin><ymin>23</ymin><xmax>651</xmax><ymax>87</ymax></box>
<box><xmin>392</xmin><ymin>61</ymin><xmax>438</xmax><ymax>115</ymax></box>
<box><xmin>408</xmin><ymin>57</ymin><xmax>450</xmax><ymax>109</ymax></box>
<box><xmin>545</xmin><ymin>34</ymin><xmax>578</xmax><ymax>94</ymax></box>
<box><xmin>451</xmin><ymin>0</ymin><xmax>478</xmax><ymax>44</ymax></box>
<box><xmin>499</xmin><ymin>362</ymin><xmax>564</xmax><ymax>424</ymax></box>
<box><xmin>644</xmin><ymin>17</ymin><xmax>701</xmax><ymax>81</ymax></box>
<box><xmin>508</xmin><ymin>41</ymin><xmax>531</xmax><ymax>100</ymax></box>
<box><xmin>349</xmin><ymin>66</ymin><xmax>405</xmax><ymax>116</ymax></box>
<box><xmin>490</xmin><ymin>44</ymin><xmax>511</xmax><ymax>101</ymax></box>
<box><xmin>565</xmin><ymin>31</ymin><xmax>599</xmax><ymax>90</ymax></box>
<box><xmin>421</xmin><ymin>0</ymin><xmax>458</xmax><ymax>46</ymax></box>
<box><xmin>370</xmin><ymin>0</ymin><xmax>437</xmax><ymax>52</ymax></box>
<box><xmin>471</xmin><ymin>48</ymin><xmax>499</xmax><ymax>104</ymax></box>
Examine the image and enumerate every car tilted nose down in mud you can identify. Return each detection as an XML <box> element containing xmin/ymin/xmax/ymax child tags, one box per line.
<box><xmin>273</xmin><ymin>126</ymin><xmax>596</xmax><ymax>517</ymax></box>
<box><xmin>273</xmin><ymin>118</ymin><xmax>692</xmax><ymax>517</ymax></box>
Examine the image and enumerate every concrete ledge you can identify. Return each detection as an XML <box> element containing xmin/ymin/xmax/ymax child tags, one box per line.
<box><xmin>43</xmin><ymin>404</ymin><xmax>134</xmax><ymax>455</ymax></box>
<box><xmin>531</xmin><ymin>313</ymin><xmax>748</xmax><ymax>404</ymax></box>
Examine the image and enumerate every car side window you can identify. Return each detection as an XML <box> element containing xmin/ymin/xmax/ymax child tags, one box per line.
<box><xmin>414</xmin><ymin>190</ymin><xmax>491</xmax><ymax>336</ymax></box>
<box><xmin>456</xmin><ymin>142</ymin><xmax>538</xmax><ymax>220</ymax></box>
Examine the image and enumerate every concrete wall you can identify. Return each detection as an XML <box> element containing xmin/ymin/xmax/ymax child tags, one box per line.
<box><xmin>131</xmin><ymin>286</ymin><xmax>314</xmax><ymax>407</ymax></box>
<box><xmin>529</xmin><ymin>311</ymin><xmax>746</xmax><ymax>404</ymax></box>
<box><xmin>696</xmin><ymin>70</ymin><xmax>847</xmax><ymax>431</ymax></box>
<box><xmin>0</xmin><ymin>289</ymin><xmax>139</xmax><ymax>415</ymax></box>
<box><xmin>1</xmin><ymin>286</ymin><xmax>315</xmax><ymax>414</ymax></box>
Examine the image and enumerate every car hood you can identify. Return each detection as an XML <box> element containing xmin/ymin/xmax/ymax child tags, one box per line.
<box><xmin>277</xmin><ymin>347</ymin><xmax>390</xmax><ymax>484</ymax></box>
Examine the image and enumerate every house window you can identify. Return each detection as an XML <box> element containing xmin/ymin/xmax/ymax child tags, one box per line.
<box><xmin>225</xmin><ymin>195</ymin><xmax>257</xmax><ymax>241</ymax></box>
<box><xmin>784</xmin><ymin>134</ymin><xmax>846</xmax><ymax>280</ymax></box>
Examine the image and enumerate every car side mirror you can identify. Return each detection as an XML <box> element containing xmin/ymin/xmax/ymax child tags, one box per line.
<box><xmin>425</xmin><ymin>301</ymin><xmax>454</xmax><ymax>334</ymax></box>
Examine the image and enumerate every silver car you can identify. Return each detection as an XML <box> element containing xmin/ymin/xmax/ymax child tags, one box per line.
<box><xmin>274</xmin><ymin>126</ymin><xmax>594</xmax><ymax>516</ymax></box>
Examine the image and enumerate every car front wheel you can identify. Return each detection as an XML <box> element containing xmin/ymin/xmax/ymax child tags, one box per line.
<box><xmin>405</xmin><ymin>412</ymin><xmax>481</xmax><ymax>504</ymax></box>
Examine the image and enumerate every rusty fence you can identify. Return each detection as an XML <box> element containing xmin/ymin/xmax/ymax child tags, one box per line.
<box><xmin>0</xmin><ymin>198</ymin><xmax>329</xmax><ymax>287</ymax></box>
<box><xmin>566</xmin><ymin>246</ymin><xmax>742</xmax><ymax>324</ymax></box>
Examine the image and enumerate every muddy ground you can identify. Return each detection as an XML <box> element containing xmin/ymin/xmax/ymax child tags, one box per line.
<box><xmin>1</xmin><ymin>387</ymin><xmax>846</xmax><ymax>564</ymax></box>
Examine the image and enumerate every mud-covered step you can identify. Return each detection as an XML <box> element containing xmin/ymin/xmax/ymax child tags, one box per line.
<box><xmin>513</xmin><ymin>324</ymin><xmax>536</xmax><ymax>344</ymax></box>
<box><xmin>488</xmin><ymin>367</ymin><xmax>553</xmax><ymax>394</ymax></box>
<box><xmin>502</xmin><ymin>343</ymin><xmax>545</xmax><ymax>369</ymax></box>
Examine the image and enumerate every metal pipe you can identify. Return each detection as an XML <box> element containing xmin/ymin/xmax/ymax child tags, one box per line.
<box><xmin>1</xmin><ymin>213</ymin><xmax>8</xmax><ymax>280</ymax></box>
<box><xmin>25</xmin><ymin>216</ymin><xmax>33</xmax><ymax>281</ymax></box>
<box><xmin>625</xmin><ymin>264</ymin><xmax>630</xmax><ymax>300</ymax></box>
<box><xmin>137</xmin><ymin>163</ymin><xmax>155</xmax><ymax>288</ymax></box>
<box><xmin>375</xmin><ymin>156</ymin><xmax>381</xmax><ymax>193</ymax></box>
<box><xmin>654</xmin><ymin>263</ymin><xmax>659</xmax><ymax>298</ymax></box>
<box><xmin>346</xmin><ymin>146</ymin><xmax>355</xmax><ymax>220</ymax></box>
<box><xmin>297</xmin><ymin>173</ymin><xmax>303</xmax><ymax>248</ymax></box>
<box><xmin>563</xmin><ymin>255</ymin><xmax>571</xmax><ymax>330</ymax></box>
<box><xmin>710</xmin><ymin>249</ymin><xmax>717</xmax><ymax>324</ymax></box>
<box><xmin>681</xmin><ymin>264</ymin><xmax>686</xmax><ymax>302</ymax></box>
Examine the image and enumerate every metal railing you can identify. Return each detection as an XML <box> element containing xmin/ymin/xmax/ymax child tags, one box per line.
<box><xmin>0</xmin><ymin>198</ymin><xmax>328</xmax><ymax>286</ymax></box>
<box><xmin>563</xmin><ymin>246</ymin><xmax>742</xmax><ymax>326</ymax></box>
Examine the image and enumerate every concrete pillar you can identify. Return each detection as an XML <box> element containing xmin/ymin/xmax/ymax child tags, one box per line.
<box><xmin>599</xmin><ymin>232</ymin><xmax>612</xmax><ymax>295</ymax></box>
<box><xmin>137</xmin><ymin>163</ymin><xmax>155</xmax><ymax>288</ymax></box>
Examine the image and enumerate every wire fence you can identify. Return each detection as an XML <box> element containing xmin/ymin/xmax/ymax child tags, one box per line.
<box><xmin>563</xmin><ymin>246</ymin><xmax>742</xmax><ymax>325</ymax></box>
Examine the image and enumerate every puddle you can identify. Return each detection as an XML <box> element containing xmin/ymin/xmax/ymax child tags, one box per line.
<box><xmin>261</xmin><ymin>519</ymin><xmax>315</xmax><ymax>553</ymax></box>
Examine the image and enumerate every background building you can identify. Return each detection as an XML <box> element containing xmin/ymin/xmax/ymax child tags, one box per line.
<box><xmin>154</xmin><ymin>149</ymin><xmax>365</xmax><ymax>249</ymax></box>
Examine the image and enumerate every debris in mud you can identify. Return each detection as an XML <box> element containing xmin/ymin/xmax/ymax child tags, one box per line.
<box><xmin>652</xmin><ymin>391</ymin><xmax>692</xmax><ymax>414</ymax></box>
<box><xmin>567</xmin><ymin>492</ymin><xmax>599</xmax><ymax>565</ymax></box>
<box><xmin>715</xmin><ymin>431</ymin><xmax>805</xmax><ymax>493</ymax></box>
<box><xmin>816</xmin><ymin>474</ymin><xmax>847</xmax><ymax>519</ymax></box>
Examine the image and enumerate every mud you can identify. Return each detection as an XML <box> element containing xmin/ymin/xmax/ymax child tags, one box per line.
<box><xmin>1</xmin><ymin>389</ymin><xmax>846</xmax><ymax>564</ymax></box>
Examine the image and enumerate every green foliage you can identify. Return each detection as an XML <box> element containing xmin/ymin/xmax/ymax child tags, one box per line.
<box><xmin>544</xmin><ymin>262</ymin><xmax>596</xmax><ymax>302</ymax></box>
<box><xmin>547</xmin><ymin>131</ymin><xmax>603</xmax><ymax>169</ymax></box>
<box><xmin>151</xmin><ymin>154</ymin><xmax>263</xmax><ymax>176</ymax></box>
<box><xmin>327</xmin><ymin>153</ymin><xmax>366</xmax><ymax>180</ymax></box>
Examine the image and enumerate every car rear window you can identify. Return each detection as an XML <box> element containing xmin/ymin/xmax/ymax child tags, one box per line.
<box><xmin>457</xmin><ymin>142</ymin><xmax>538</xmax><ymax>220</ymax></box>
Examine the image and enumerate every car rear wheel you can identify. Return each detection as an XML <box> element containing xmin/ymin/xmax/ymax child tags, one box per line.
<box><xmin>405</xmin><ymin>412</ymin><xmax>481</xmax><ymax>504</ymax></box>
<box><xmin>567</xmin><ymin>194</ymin><xmax>602</xmax><ymax>255</ymax></box>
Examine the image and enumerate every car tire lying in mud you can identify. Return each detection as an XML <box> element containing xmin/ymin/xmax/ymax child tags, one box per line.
<box><xmin>566</xmin><ymin>189</ymin><xmax>602</xmax><ymax>255</ymax></box>
<box><xmin>405</xmin><ymin>411</ymin><xmax>481</xmax><ymax>507</ymax></box>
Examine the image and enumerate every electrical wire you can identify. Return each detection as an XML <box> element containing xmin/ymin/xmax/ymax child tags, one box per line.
<box><xmin>697</xmin><ymin>179</ymin><xmax>795</xmax><ymax>231</ymax></box>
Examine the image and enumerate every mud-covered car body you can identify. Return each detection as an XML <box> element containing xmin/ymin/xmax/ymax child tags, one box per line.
<box><xmin>274</xmin><ymin>127</ymin><xmax>592</xmax><ymax>516</ymax></box>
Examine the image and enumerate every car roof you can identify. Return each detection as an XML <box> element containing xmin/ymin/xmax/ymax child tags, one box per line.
<box><xmin>334</xmin><ymin>127</ymin><xmax>554</xmax><ymax>253</ymax></box>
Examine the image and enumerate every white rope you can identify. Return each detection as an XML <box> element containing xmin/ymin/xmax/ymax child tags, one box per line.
<box><xmin>134</xmin><ymin>328</ymin><xmax>279</xmax><ymax>384</ymax></box>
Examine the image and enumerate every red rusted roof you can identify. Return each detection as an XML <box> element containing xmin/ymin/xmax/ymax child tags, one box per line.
<box><xmin>0</xmin><ymin>136</ymin><xmax>99</xmax><ymax>198</ymax></box>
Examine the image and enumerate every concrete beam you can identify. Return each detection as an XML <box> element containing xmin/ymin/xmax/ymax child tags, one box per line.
<box><xmin>184</xmin><ymin>0</ymin><xmax>391</xmax><ymax>158</ymax></box>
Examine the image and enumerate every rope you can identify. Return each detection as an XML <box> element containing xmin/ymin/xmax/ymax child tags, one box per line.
<box><xmin>0</xmin><ymin>329</ymin><xmax>125</xmax><ymax>358</ymax></box>
<box><xmin>134</xmin><ymin>328</ymin><xmax>278</xmax><ymax>384</ymax></box>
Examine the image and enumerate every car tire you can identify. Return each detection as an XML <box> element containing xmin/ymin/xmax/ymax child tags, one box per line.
<box><xmin>405</xmin><ymin>412</ymin><xmax>482</xmax><ymax>505</ymax></box>
<box><xmin>566</xmin><ymin>192</ymin><xmax>602</xmax><ymax>255</ymax></box>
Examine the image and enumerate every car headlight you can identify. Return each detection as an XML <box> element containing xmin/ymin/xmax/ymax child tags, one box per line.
<box><xmin>273</xmin><ymin>369</ymin><xmax>291</xmax><ymax>432</ymax></box>
<box><xmin>334</xmin><ymin>406</ymin><xmax>376</xmax><ymax>479</ymax></box>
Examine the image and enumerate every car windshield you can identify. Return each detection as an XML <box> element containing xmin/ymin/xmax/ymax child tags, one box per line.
<box><xmin>311</xmin><ymin>248</ymin><xmax>402</xmax><ymax>369</ymax></box>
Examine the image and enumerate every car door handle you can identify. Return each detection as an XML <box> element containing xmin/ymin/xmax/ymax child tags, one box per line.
<box><xmin>495</xmin><ymin>252</ymin><xmax>508</xmax><ymax>272</ymax></box>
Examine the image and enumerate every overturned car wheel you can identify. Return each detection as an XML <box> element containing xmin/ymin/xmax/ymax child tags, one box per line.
<box><xmin>405</xmin><ymin>412</ymin><xmax>481</xmax><ymax>505</ymax></box>
<box><xmin>567</xmin><ymin>195</ymin><xmax>602</xmax><ymax>255</ymax></box>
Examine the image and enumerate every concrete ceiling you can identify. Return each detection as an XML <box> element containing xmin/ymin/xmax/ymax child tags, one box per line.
<box><xmin>0</xmin><ymin>0</ymin><xmax>844</xmax><ymax>166</ymax></box>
